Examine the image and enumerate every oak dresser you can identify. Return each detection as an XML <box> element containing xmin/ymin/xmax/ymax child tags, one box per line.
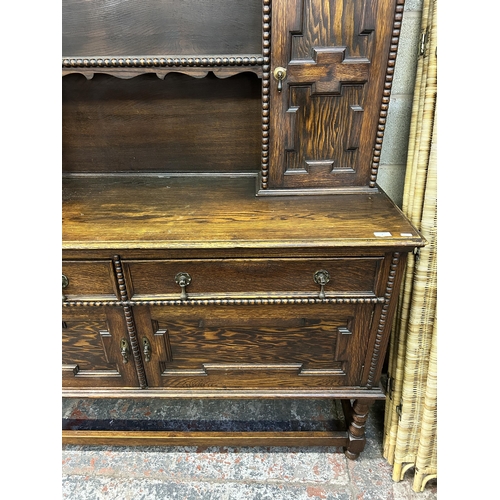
<box><xmin>62</xmin><ymin>0</ymin><xmax>425</xmax><ymax>458</ymax></box>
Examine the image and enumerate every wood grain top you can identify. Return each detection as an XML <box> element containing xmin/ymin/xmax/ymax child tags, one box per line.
<box><xmin>62</xmin><ymin>175</ymin><xmax>424</xmax><ymax>250</ymax></box>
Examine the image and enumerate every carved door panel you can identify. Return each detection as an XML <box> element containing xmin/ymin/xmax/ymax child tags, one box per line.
<box><xmin>62</xmin><ymin>306</ymin><xmax>140</xmax><ymax>388</ymax></box>
<box><xmin>266</xmin><ymin>0</ymin><xmax>397</xmax><ymax>191</ymax></box>
<box><xmin>133</xmin><ymin>303</ymin><xmax>375</xmax><ymax>389</ymax></box>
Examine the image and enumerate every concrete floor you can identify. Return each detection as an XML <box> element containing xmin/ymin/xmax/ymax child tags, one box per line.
<box><xmin>62</xmin><ymin>399</ymin><xmax>437</xmax><ymax>499</ymax></box>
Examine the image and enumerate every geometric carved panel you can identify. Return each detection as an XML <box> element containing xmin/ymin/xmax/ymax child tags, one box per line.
<box><xmin>287</xmin><ymin>48</ymin><xmax>369</xmax><ymax>96</ymax></box>
<box><xmin>62</xmin><ymin>320</ymin><xmax>117</xmax><ymax>372</ymax></box>
<box><xmin>62</xmin><ymin>307</ymin><xmax>139</xmax><ymax>387</ymax></box>
<box><xmin>284</xmin><ymin>86</ymin><xmax>364</xmax><ymax>175</ymax></box>
<box><xmin>267</xmin><ymin>0</ymin><xmax>398</xmax><ymax>191</ymax></box>
<box><xmin>145</xmin><ymin>303</ymin><xmax>372</xmax><ymax>389</ymax></box>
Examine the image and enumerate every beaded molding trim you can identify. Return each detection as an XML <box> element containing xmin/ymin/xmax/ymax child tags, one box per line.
<box><xmin>260</xmin><ymin>0</ymin><xmax>405</xmax><ymax>189</ymax></box>
<box><xmin>62</xmin><ymin>0</ymin><xmax>404</xmax><ymax>189</ymax></box>
<box><xmin>366</xmin><ymin>252</ymin><xmax>400</xmax><ymax>387</ymax></box>
<box><xmin>369</xmin><ymin>0</ymin><xmax>405</xmax><ymax>187</ymax></box>
<box><xmin>63</xmin><ymin>296</ymin><xmax>385</xmax><ymax>307</ymax></box>
<box><xmin>62</xmin><ymin>55</ymin><xmax>264</xmax><ymax>68</ymax></box>
<box><xmin>260</xmin><ymin>0</ymin><xmax>272</xmax><ymax>190</ymax></box>
<box><xmin>112</xmin><ymin>256</ymin><xmax>147</xmax><ymax>389</ymax></box>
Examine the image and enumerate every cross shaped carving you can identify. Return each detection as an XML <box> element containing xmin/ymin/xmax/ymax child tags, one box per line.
<box><xmin>286</xmin><ymin>47</ymin><xmax>370</xmax><ymax>95</ymax></box>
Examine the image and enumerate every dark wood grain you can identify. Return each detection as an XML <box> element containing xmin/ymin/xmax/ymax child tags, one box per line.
<box><xmin>62</xmin><ymin>73</ymin><xmax>261</xmax><ymax>174</ymax></box>
<box><xmin>268</xmin><ymin>0</ymin><xmax>398</xmax><ymax>190</ymax></box>
<box><xmin>62</xmin><ymin>307</ymin><xmax>140</xmax><ymax>388</ymax></box>
<box><xmin>124</xmin><ymin>257</ymin><xmax>381</xmax><ymax>299</ymax></box>
<box><xmin>62</xmin><ymin>0</ymin><xmax>263</xmax><ymax>57</ymax></box>
<box><xmin>131</xmin><ymin>303</ymin><xmax>374</xmax><ymax>389</ymax></box>
<box><xmin>61</xmin><ymin>0</ymin><xmax>422</xmax><ymax>455</ymax></box>
<box><xmin>62</xmin><ymin>429</ymin><xmax>349</xmax><ymax>447</ymax></box>
<box><xmin>62</xmin><ymin>175</ymin><xmax>422</xmax><ymax>250</ymax></box>
<box><xmin>62</xmin><ymin>260</ymin><xmax>118</xmax><ymax>300</ymax></box>
<box><xmin>62</xmin><ymin>319</ymin><xmax>113</xmax><ymax>371</ymax></box>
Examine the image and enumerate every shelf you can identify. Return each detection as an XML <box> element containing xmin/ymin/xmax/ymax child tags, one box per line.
<box><xmin>62</xmin><ymin>55</ymin><xmax>264</xmax><ymax>79</ymax></box>
<box><xmin>62</xmin><ymin>174</ymin><xmax>424</xmax><ymax>252</ymax></box>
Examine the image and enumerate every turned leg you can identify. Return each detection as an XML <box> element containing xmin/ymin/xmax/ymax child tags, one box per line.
<box><xmin>343</xmin><ymin>398</ymin><xmax>375</xmax><ymax>460</ymax></box>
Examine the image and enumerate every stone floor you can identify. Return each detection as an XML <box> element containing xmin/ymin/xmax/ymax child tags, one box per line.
<box><xmin>62</xmin><ymin>399</ymin><xmax>438</xmax><ymax>499</ymax></box>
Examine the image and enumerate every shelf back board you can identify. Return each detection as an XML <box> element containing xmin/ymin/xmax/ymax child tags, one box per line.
<box><xmin>62</xmin><ymin>72</ymin><xmax>262</xmax><ymax>175</ymax></box>
<box><xmin>62</xmin><ymin>0</ymin><xmax>263</xmax><ymax>57</ymax></box>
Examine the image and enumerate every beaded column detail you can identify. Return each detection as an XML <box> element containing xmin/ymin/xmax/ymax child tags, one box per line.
<box><xmin>113</xmin><ymin>255</ymin><xmax>148</xmax><ymax>389</ymax></box>
<box><xmin>366</xmin><ymin>252</ymin><xmax>401</xmax><ymax>387</ymax></box>
<box><xmin>261</xmin><ymin>0</ymin><xmax>271</xmax><ymax>189</ymax></box>
<box><xmin>369</xmin><ymin>0</ymin><xmax>405</xmax><ymax>187</ymax></box>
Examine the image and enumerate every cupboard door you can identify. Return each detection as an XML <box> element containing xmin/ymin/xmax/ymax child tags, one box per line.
<box><xmin>62</xmin><ymin>306</ymin><xmax>139</xmax><ymax>388</ymax></box>
<box><xmin>133</xmin><ymin>303</ymin><xmax>375</xmax><ymax>390</ymax></box>
<box><xmin>267</xmin><ymin>0</ymin><xmax>397</xmax><ymax>190</ymax></box>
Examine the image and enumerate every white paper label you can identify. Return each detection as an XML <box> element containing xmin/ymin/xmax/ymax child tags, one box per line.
<box><xmin>374</xmin><ymin>232</ymin><xmax>392</xmax><ymax>237</ymax></box>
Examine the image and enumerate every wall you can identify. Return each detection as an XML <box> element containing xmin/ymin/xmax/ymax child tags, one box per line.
<box><xmin>377</xmin><ymin>0</ymin><xmax>424</xmax><ymax>207</ymax></box>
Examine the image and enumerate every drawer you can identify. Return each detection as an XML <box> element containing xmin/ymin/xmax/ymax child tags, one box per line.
<box><xmin>62</xmin><ymin>260</ymin><xmax>119</xmax><ymax>300</ymax></box>
<box><xmin>124</xmin><ymin>257</ymin><xmax>383</xmax><ymax>299</ymax></box>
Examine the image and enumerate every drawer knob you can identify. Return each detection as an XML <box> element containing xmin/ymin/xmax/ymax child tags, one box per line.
<box><xmin>62</xmin><ymin>274</ymin><xmax>69</xmax><ymax>302</ymax></box>
<box><xmin>175</xmin><ymin>272</ymin><xmax>192</xmax><ymax>300</ymax></box>
<box><xmin>313</xmin><ymin>270</ymin><xmax>330</xmax><ymax>299</ymax></box>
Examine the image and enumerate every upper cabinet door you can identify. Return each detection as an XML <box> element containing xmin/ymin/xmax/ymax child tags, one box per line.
<box><xmin>265</xmin><ymin>0</ymin><xmax>400</xmax><ymax>192</ymax></box>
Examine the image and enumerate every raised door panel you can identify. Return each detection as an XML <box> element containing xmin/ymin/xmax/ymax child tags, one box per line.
<box><xmin>267</xmin><ymin>0</ymin><xmax>397</xmax><ymax>191</ymax></box>
<box><xmin>62</xmin><ymin>306</ymin><xmax>139</xmax><ymax>388</ymax></box>
<box><xmin>133</xmin><ymin>303</ymin><xmax>375</xmax><ymax>389</ymax></box>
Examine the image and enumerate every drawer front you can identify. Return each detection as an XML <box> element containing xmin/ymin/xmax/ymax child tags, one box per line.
<box><xmin>124</xmin><ymin>257</ymin><xmax>383</xmax><ymax>299</ymax></box>
<box><xmin>62</xmin><ymin>260</ymin><xmax>118</xmax><ymax>300</ymax></box>
<box><xmin>134</xmin><ymin>302</ymin><xmax>376</xmax><ymax>389</ymax></box>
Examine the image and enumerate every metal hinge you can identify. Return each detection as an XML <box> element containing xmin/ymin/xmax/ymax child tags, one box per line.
<box><xmin>413</xmin><ymin>247</ymin><xmax>421</xmax><ymax>261</ymax></box>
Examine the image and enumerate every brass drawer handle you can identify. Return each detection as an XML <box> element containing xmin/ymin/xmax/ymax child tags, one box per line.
<box><xmin>313</xmin><ymin>270</ymin><xmax>330</xmax><ymax>299</ymax></box>
<box><xmin>175</xmin><ymin>272</ymin><xmax>192</xmax><ymax>300</ymax></box>
<box><xmin>274</xmin><ymin>66</ymin><xmax>286</xmax><ymax>92</ymax></box>
<box><xmin>62</xmin><ymin>274</ymin><xmax>69</xmax><ymax>302</ymax></box>
<box><xmin>120</xmin><ymin>338</ymin><xmax>130</xmax><ymax>364</ymax></box>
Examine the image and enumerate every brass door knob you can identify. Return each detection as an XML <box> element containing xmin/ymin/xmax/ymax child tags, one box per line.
<box><xmin>273</xmin><ymin>66</ymin><xmax>287</xmax><ymax>92</ymax></box>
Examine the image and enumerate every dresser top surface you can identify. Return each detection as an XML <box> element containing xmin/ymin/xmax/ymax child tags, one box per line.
<box><xmin>62</xmin><ymin>175</ymin><xmax>424</xmax><ymax>251</ymax></box>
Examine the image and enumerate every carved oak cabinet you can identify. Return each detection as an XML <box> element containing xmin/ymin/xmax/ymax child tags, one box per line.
<box><xmin>62</xmin><ymin>0</ymin><xmax>424</xmax><ymax>458</ymax></box>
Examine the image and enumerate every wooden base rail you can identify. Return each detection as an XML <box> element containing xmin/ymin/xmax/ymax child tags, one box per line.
<box><xmin>62</xmin><ymin>430</ymin><xmax>347</xmax><ymax>448</ymax></box>
<box><xmin>62</xmin><ymin>397</ymin><xmax>376</xmax><ymax>459</ymax></box>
